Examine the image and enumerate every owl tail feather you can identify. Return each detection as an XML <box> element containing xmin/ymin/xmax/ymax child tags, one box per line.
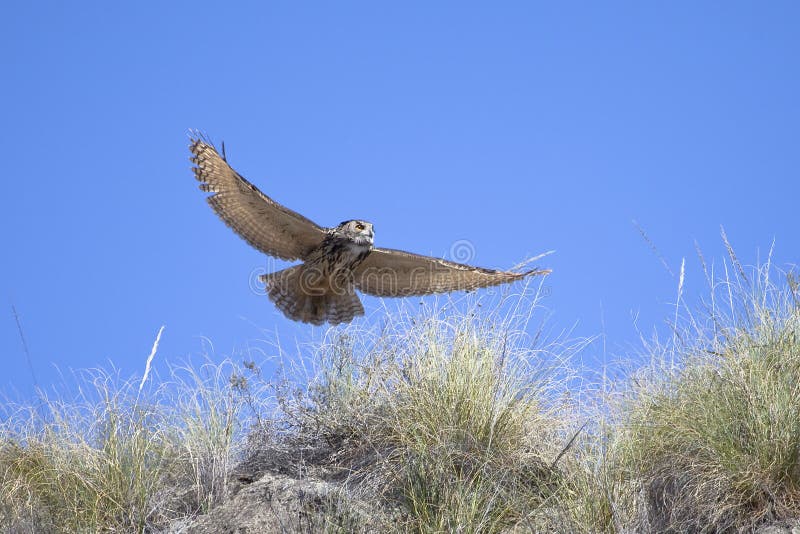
<box><xmin>261</xmin><ymin>265</ymin><xmax>365</xmax><ymax>326</ymax></box>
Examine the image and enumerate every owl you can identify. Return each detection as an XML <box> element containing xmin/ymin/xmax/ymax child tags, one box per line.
<box><xmin>190</xmin><ymin>134</ymin><xmax>550</xmax><ymax>325</ymax></box>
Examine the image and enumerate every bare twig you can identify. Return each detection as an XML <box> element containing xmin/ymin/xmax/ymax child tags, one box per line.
<box><xmin>11</xmin><ymin>304</ymin><xmax>39</xmax><ymax>390</ymax></box>
<box><xmin>633</xmin><ymin>220</ymin><xmax>674</xmax><ymax>277</ymax></box>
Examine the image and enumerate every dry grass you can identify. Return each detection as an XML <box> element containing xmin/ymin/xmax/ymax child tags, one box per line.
<box><xmin>0</xmin><ymin>357</ymin><xmax>272</xmax><ymax>532</ymax></box>
<box><xmin>254</xmin><ymin>286</ymin><xmax>589</xmax><ymax>533</ymax></box>
<box><xmin>572</xmin><ymin>240</ymin><xmax>800</xmax><ymax>534</ymax></box>
<box><xmin>2</xmin><ymin>244</ymin><xmax>800</xmax><ymax>533</ymax></box>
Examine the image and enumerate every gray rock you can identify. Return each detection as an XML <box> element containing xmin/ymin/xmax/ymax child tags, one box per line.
<box><xmin>755</xmin><ymin>521</ymin><xmax>800</xmax><ymax>534</ymax></box>
<box><xmin>177</xmin><ymin>471</ymin><xmax>385</xmax><ymax>534</ymax></box>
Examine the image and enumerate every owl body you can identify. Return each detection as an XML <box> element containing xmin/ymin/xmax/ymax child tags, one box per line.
<box><xmin>189</xmin><ymin>134</ymin><xmax>550</xmax><ymax>325</ymax></box>
<box><xmin>305</xmin><ymin>221</ymin><xmax>374</xmax><ymax>278</ymax></box>
<box><xmin>264</xmin><ymin>220</ymin><xmax>374</xmax><ymax>325</ymax></box>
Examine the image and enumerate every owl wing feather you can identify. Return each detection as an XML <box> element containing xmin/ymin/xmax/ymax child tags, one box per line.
<box><xmin>354</xmin><ymin>247</ymin><xmax>550</xmax><ymax>297</ymax></box>
<box><xmin>190</xmin><ymin>135</ymin><xmax>326</xmax><ymax>261</ymax></box>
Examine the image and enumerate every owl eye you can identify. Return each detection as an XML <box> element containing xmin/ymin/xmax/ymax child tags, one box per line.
<box><xmin>355</xmin><ymin>223</ymin><xmax>365</xmax><ymax>231</ymax></box>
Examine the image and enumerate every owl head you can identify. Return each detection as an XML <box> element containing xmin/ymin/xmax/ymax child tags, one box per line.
<box><xmin>336</xmin><ymin>219</ymin><xmax>374</xmax><ymax>247</ymax></box>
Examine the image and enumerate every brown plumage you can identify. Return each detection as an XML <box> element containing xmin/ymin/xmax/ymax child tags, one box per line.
<box><xmin>190</xmin><ymin>133</ymin><xmax>550</xmax><ymax>325</ymax></box>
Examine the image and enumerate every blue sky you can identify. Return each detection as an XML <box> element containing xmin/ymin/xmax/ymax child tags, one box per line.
<box><xmin>2</xmin><ymin>2</ymin><xmax>798</xmax><ymax>398</ymax></box>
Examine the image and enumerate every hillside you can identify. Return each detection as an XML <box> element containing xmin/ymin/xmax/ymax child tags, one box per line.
<box><xmin>3</xmin><ymin>255</ymin><xmax>800</xmax><ymax>533</ymax></box>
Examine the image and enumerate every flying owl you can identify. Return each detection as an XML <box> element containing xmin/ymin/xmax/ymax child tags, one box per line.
<box><xmin>189</xmin><ymin>134</ymin><xmax>550</xmax><ymax>325</ymax></box>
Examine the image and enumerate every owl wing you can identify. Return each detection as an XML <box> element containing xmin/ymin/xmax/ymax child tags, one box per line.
<box><xmin>353</xmin><ymin>247</ymin><xmax>550</xmax><ymax>297</ymax></box>
<box><xmin>190</xmin><ymin>135</ymin><xmax>326</xmax><ymax>261</ymax></box>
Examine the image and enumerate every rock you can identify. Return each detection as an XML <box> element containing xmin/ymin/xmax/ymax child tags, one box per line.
<box><xmin>755</xmin><ymin>521</ymin><xmax>800</xmax><ymax>534</ymax></box>
<box><xmin>176</xmin><ymin>471</ymin><xmax>385</xmax><ymax>534</ymax></box>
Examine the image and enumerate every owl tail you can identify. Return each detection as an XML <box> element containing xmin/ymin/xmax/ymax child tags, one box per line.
<box><xmin>260</xmin><ymin>265</ymin><xmax>365</xmax><ymax>326</ymax></box>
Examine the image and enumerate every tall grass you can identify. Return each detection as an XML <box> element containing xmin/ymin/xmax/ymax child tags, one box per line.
<box><xmin>0</xmin><ymin>357</ymin><xmax>272</xmax><ymax>532</ymax></box>
<box><xmin>2</xmin><ymin>245</ymin><xmax>799</xmax><ymax>533</ymax></box>
<box><xmin>600</xmin><ymin>247</ymin><xmax>800</xmax><ymax>532</ymax></box>
<box><xmin>259</xmin><ymin>287</ymin><xmax>587</xmax><ymax>533</ymax></box>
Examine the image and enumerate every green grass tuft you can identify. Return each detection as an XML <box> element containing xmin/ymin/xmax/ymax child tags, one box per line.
<box><xmin>610</xmin><ymin>259</ymin><xmax>800</xmax><ymax>532</ymax></box>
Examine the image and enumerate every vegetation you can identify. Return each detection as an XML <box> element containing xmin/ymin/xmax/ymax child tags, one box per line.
<box><xmin>2</xmin><ymin>245</ymin><xmax>800</xmax><ymax>532</ymax></box>
<box><xmin>0</xmin><ymin>360</ymin><xmax>271</xmax><ymax>532</ymax></box>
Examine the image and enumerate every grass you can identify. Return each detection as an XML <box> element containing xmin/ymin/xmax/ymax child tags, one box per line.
<box><xmin>281</xmin><ymin>301</ymin><xmax>572</xmax><ymax>532</ymax></box>
<box><xmin>606</xmin><ymin>256</ymin><xmax>800</xmax><ymax>533</ymax></box>
<box><xmin>2</xmin><ymin>244</ymin><xmax>800</xmax><ymax>533</ymax></box>
<box><xmin>0</xmin><ymin>359</ymin><xmax>272</xmax><ymax>532</ymax></box>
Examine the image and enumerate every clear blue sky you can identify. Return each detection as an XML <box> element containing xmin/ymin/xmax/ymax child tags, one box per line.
<box><xmin>2</xmin><ymin>2</ymin><xmax>798</xmax><ymax>398</ymax></box>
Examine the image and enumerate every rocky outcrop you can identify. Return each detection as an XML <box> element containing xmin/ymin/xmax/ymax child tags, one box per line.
<box><xmin>180</xmin><ymin>472</ymin><xmax>356</xmax><ymax>533</ymax></box>
<box><xmin>171</xmin><ymin>442</ymin><xmax>393</xmax><ymax>534</ymax></box>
